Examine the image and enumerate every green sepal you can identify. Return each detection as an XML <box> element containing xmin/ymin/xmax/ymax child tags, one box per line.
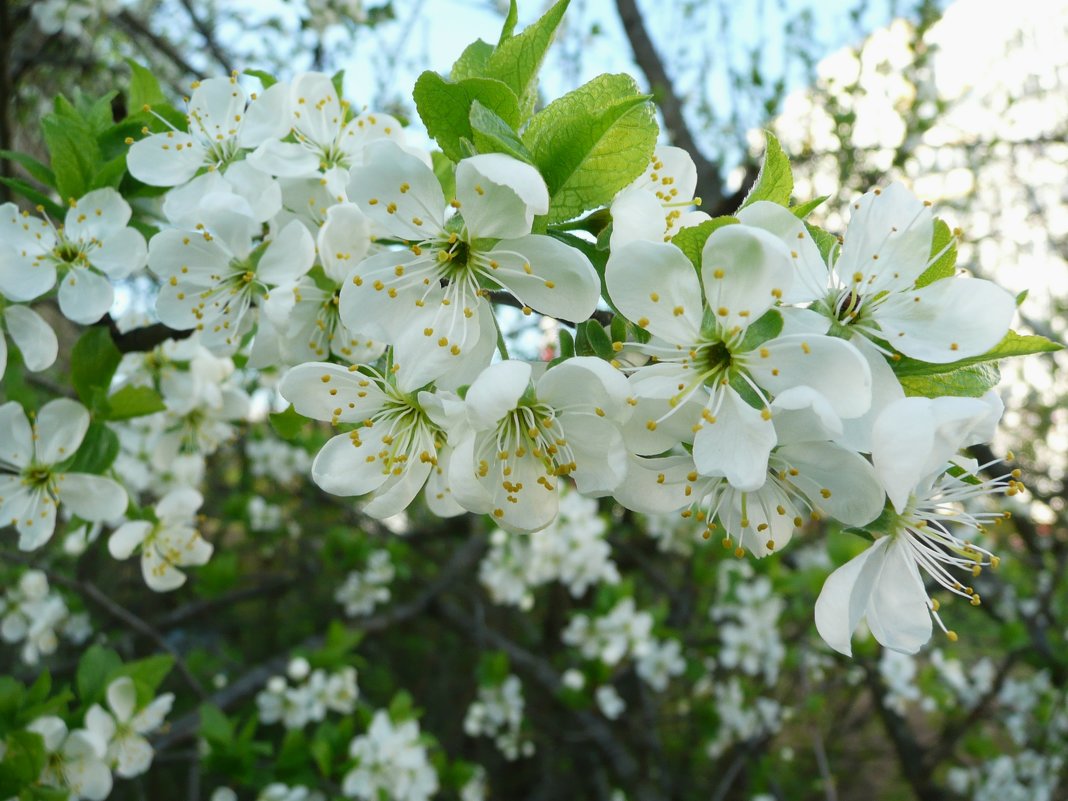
<box><xmin>915</xmin><ymin>218</ymin><xmax>956</xmax><ymax>288</ymax></box>
<box><xmin>738</xmin><ymin>309</ymin><xmax>784</xmax><ymax>352</ymax></box>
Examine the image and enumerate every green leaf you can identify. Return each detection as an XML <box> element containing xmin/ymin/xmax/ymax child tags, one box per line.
<box><xmin>579</xmin><ymin>320</ymin><xmax>614</xmax><ymax>360</ymax></box>
<box><xmin>498</xmin><ymin>0</ymin><xmax>519</xmax><ymax>44</ymax></box>
<box><xmin>557</xmin><ymin>328</ymin><xmax>575</xmax><ymax>359</ymax></box>
<box><xmin>738</xmin><ymin>310</ymin><xmax>784</xmax><ymax>352</ymax></box>
<box><xmin>671</xmin><ymin>216</ymin><xmax>738</xmax><ymax>269</ymax></box>
<box><xmin>898</xmin><ymin>362</ymin><xmax>1001</xmax><ymax>398</ymax></box>
<box><xmin>64</xmin><ymin>422</ymin><xmax>120</xmax><ymax>475</ymax></box>
<box><xmin>71</xmin><ymin>327</ymin><xmax>121</xmax><ymax>410</ymax></box>
<box><xmin>485</xmin><ymin>0</ymin><xmax>569</xmax><ymax>119</ymax></box>
<box><xmin>330</xmin><ymin>70</ymin><xmax>346</xmax><ymax>102</ymax></box>
<box><xmin>199</xmin><ymin>704</ymin><xmax>234</xmax><ymax>744</ymax></box>
<box><xmin>77</xmin><ymin>91</ymin><xmax>118</xmax><ymax>135</ymax></box>
<box><xmin>77</xmin><ymin>645</ymin><xmax>123</xmax><ymax>704</ymax></box>
<box><xmin>915</xmin><ymin>218</ymin><xmax>956</xmax><ymax>288</ymax></box>
<box><xmin>0</xmin><ymin>731</ymin><xmax>47</xmax><ymax>796</ymax></box>
<box><xmin>243</xmin><ymin>68</ymin><xmax>278</xmax><ymax>89</ymax></box>
<box><xmin>412</xmin><ymin>72</ymin><xmax>520</xmax><ymax>163</ymax></box>
<box><xmin>524</xmin><ymin>74</ymin><xmax>657</xmax><ymax>224</ymax></box>
<box><xmin>451</xmin><ymin>40</ymin><xmax>495</xmax><ymax>82</ymax></box>
<box><xmin>105</xmin><ymin>385</ymin><xmax>166</xmax><ymax>421</ymax></box>
<box><xmin>0</xmin><ymin>177</ymin><xmax>64</xmax><ymax>218</ymax></box>
<box><xmin>469</xmin><ymin>100</ymin><xmax>534</xmax><ymax>163</ymax></box>
<box><xmin>477</xmin><ymin>651</ymin><xmax>510</xmax><ymax>686</ymax></box>
<box><xmin>90</xmin><ymin>154</ymin><xmax>127</xmax><ymax>191</ymax></box>
<box><xmin>740</xmin><ymin>131</ymin><xmax>792</xmax><ymax>209</ymax></box>
<box><xmin>893</xmin><ymin>330</ymin><xmax>1063</xmax><ymax>378</ymax></box>
<box><xmin>430</xmin><ymin>151</ymin><xmax>456</xmax><ymax>201</ymax></box>
<box><xmin>116</xmin><ymin>655</ymin><xmax>174</xmax><ymax>698</ymax></box>
<box><xmin>41</xmin><ymin>111</ymin><xmax>100</xmax><ymax>201</ymax></box>
<box><xmin>0</xmin><ymin>150</ymin><xmax>56</xmax><ymax>188</ymax></box>
<box><xmin>791</xmin><ymin>195</ymin><xmax>828</xmax><ymax>219</ymax></box>
<box><xmin>269</xmin><ymin>405</ymin><xmax>307</xmax><ymax>441</ymax></box>
<box><xmin>805</xmin><ymin>222</ymin><xmax>839</xmax><ymax>262</ymax></box>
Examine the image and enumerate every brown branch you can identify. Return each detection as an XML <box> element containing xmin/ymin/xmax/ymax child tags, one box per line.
<box><xmin>613</xmin><ymin>0</ymin><xmax>728</xmax><ymax>214</ymax></box>
<box><xmin>115</xmin><ymin>10</ymin><xmax>204</xmax><ymax>81</ymax></box>
<box><xmin>176</xmin><ymin>0</ymin><xmax>234</xmax><ymax>74</ymax></box>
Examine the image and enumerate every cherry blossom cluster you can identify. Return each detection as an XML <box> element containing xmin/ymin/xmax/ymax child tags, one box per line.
<box><xmin>0</xmin><ymin>61</ymin><xmax>1030</xmax><ymax>661</ymax></box>
<box><xmin>255</xmin><ymin>657</ymin><xmax>359</xmax><ymax>730</ymax></box>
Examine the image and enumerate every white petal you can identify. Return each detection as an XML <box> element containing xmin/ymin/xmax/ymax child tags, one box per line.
<box><xmin>537</xmin><ymin>356</ymin><xmax>631</xmax><ymax>421</ymax></box>
<box><xmin>347</xmin><ymin>140</ymin><xmax>446</xmax><ymax>240</ymax></box>
<box><xmin>142</xmin><ymin>547</ymin><xmax>187</xmax><ymax>592</ymax></box>
<box><xmin>279</xmin><ymin>362</ymin><xmax>389</xmax><ymax>423</ymax></box>
<box><xmin>188</xmin><ymin>77</ymin><xmax>247</xmax><ymax>145</ymax></box>
<box><xmin>561</xmin><ymin>414</ymin><xmax>628</xmax><ymax>495</ymax></box>
<box><xmin>609</xmin><ymin>187</ymin><xmax>672</xmax><ymax>249</ymax></box>
<box><xmin>107</xmin><ymin>676</ymin><xmax>138</xmax><ymax>722</ymax></box>
<box><xmin>131</xmin><ymin>693</ymin><xmax>174</xmax><ymax>734</ymax></box>
<box><xmin>736</xmin><ymin>200</ymin><xmax>828</xmax><ymax>303</ymax></box>
<box><xmin>692</xmin><ymin>388</ymin><xmax>776</xmax><ymax>491</ymax></box>
<box><xmin>127</xmin><ymin>132</ymin><xmax>206</xmax><ymax>186</ymax></box>
<box><xmin>91</xmin><ymin>228</ymin><xmax>147</xmax><ymax>279</ymax></box>
<box><xmin>258</xmin><ymin>219</ymin><xmax>315</xmax><ymax>285</ymax></box>
<box><xmin>0</xmin><ymin>326</ymin><xmax>6</xmax><ymax>380</ymax></box>
<box><xmin>58</xmin><ymin>266</ymin><xmax>114</xmax><ymax>325</ymax></box>
<box><xmin>390</xmin><ymin>296</ymin><xmax>484</xmax><ymax>391</ymax></box>
<box><xmin>288</xmin><ymin>72</ymin><xmax>343</xmax><ymax>146</ymax></box>
<box><xmin>237</xmin><ymin>82</ymin><xmax>291</xmax><ymax>148</ymax></box>
<box><xmin>814</xmin><ymin>537</ymin><xmax>889</xmax><ymax>656</ymax></box>
<box><xmin>778</xmin><ymin>441</ymin><xmax>885</xmax><ymax>527</ymax></box>
<box><xmin>338</xmin><ymin>249</ymin><xmax>427</xmax><ymax>341</ymax></box>
<box><xmin>361</xmin><ymin>459</ymin><xmax>433</xmax><ymax>519</ymax></box>
<box><xmin>0</xmin><ymin>401</ymin><xmax>33</xmax><ymax>467</ymax></box>
<box><xmin>873</xmin><ymin>276</ymin><xmax>1016</xmax><ymax>363</ymax></box>
<box><xmin>487</xmin><ymin>234</ymin><xmax>600</xmax><ymax>323</ymax></box>
<box><xmin>247</xmin><ymin>139</ymin><xmax>321</xmax><ymax>177</ymax></box>
<box><xmin>109</xmin><ymin>521</ymin><xmax>151</xmax><ymax>559</ymax></box>
<box><xmin>311</xmin><ymin>430</ymin><xmax>392</xmax><ymax>497</ymax></box>
<box><xmin>865</xmin><ymin>538</ymin><xmax>933</xmax><ymax>654</ymax></box>
<box><xmin>748</xmin><ymin>333</ymin><xmax>872</xmax><ymax>420</ymax></box>
<box><xmin>318</xmin><ymin>203</ymin><xmax>372</xmax><ymax>282</ymax></box>
<box><xmin>224</xmin><ymin>161</ymin><xmax>283</xmax><ymax>222</ymax></box>
<box><xmin>84</xmin><ymin>705</ymin><xmax>116</xmax><ymax>744</ymax></box>
<box><xmin>409</xmin><ymin>299</ymin><xmax>496</xmax><ymax>393</ymax></box>
<box><xmin>5</xmin><ymin>306</ymin><xmax>57</xmax><ymax>372</ymax></box>
<box><xmin>700</xmin><ymin>224</ymin><xmax>793</xmax><ymax>335</ymax></box>
<box><xmin>464</xmin><ymin>360</ymin><xmax>530</xmax><ymax>428</ymax></box>
<box><xmin>16</xmin><ymin>490</ymin><xmax>56</xmax><ymax>551</ymax></box>
<box><xmin>835</xmin><ymin>182</ymin><xmax>933</xmax><ymax>295</ymax></box>
<box><xmin>56</xmin><ymin>473</ymin><xmax>128</xmax><ymax>522</ymax></box>
<box><xmin>447</xmin><ymin>431</ymin><xmax>494</xmax><ymax>515</ymax></box>
<box><xmin>612</xmin><ymin>454</ymin><xmax>693</xmax><ymax>515</ymax></box>
<box><xmin>64</xmin><ymin>188</ymin><xmax>131</xmax><ymax>242</ymax></box>
<box><xmin>36</xmin><ymin>398</ymin><xmax>89</xmax><ymax>464</ymax></box>
<box><xmin>338</xmin><ymin>111</ymin><xmax>409</xmax><ymax>165</ymax></box>
<box><xmin>27</xmin><ymin>716</ymin><xmax>67</xmax><ymax>752</ymax></box>
<box><xmin>457</xmin><ymin>154</ymin><xmax>548</xmax><ymax>239</ymax></box>
<box><xmin>156</xmin><ymin>487</ymin><xmax>203</xmax><ymax>522</ymax></box>
<box><xmin>606</xmin><ymin>240</ymin><xmax>703</xmax><ymax>344</ymax></box>
<box><xmin>148</xmin><ymin>228</ymin><xmax>230</xmax><ymax>280</ymax></box>
<box><xmin>112</xmin><ymin>732</ymin><xmax>154</xmax><ymax>778</ymax></box>
<box><xmin>838</xmin><ymin>334</ymin><xmax>904</xmax><ymax>453</ymax></box>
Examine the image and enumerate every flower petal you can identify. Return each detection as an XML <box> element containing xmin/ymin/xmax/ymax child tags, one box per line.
<box><xmin>814</xmin><ymin>536</ymin><xmax>889</xmax><ymax>657</ymax></box>
<box><xmin>279</xmin><ymin>362</ymin><xmax>389</xmax><ymax>423</ymax></box>
<box><xmin>58</xmin><ymin>265</ymin><xmax>114</xmax><ymax>325</ymax></box>
<box><xmin>0</xmin><ymin>401</ymin><xmax>33</xmax><ymax>468</ymax></box>
<box><xmin>64</xmin><ymin>188</ymin><xmax>131</xmax><ymax>243</ymax></box>
<box><xmin>56</xmin><ymin>473</ymin><xmax>128</xmax><ymax>522</ymax></box>
<box><xmin>692</xmin><ymin>387</ymin><xmax>776</xmax><ymax>491</ymax></box>
<box><xmin>5</xmin><ymin>305</ymin><xmax>57</xmax><ymax>372</ymax></box>
<box><xmin>606</xmin><ymin>240</ymin><xmax>703</xmax><ymax>344</ymax></box>
<box><xmin>90</xmin><ymin>227</ymin><xmax>147</xmax><ymax>279</ymax></box>
<box><xmin>311</xmin><ymin>430</ymin><xmax>393</xmax><ymax>497</ymax></box>
<box><xmin>318</xmin><ymin>203</ymin><xmax>372</xmax><ymax>282</ymax></box>
<box><xmin>109</xmin><ymin>521</ymin><xmax>152</xmax><ymax>560</ymax></box>
<box><xmin>107</xmin><ymin>676</ymin><xmax>138</xmax><ymax>722</ymax></box>
<box><xmin>736</xmin><ymin>200</ymin><xmax>828</xmax><ymax>303</ymax></box>
<box><xmin>348</xmin><ymin>140</ymin><xmax>445</xmax><ymax>241</ymax></box>
<box><xmin>700</xmin><ymin>224</ymin><xmax>793</xmax><ymax>335</ymax></box>
<box><xmin>127</xmin><ymin>132</ymin><xmax>206</xmax><ymax>186</ymax></box>
<box><xmin>777</xmin><ymin>441</ymin><xmax>885</xmax><ymax>527</ymax></box>
<box><xmin>258</xmin><ymin>219</ymin><xmax>315</xmax><ymax>285</ymax></box>
<box><xmin>865</xmin><ymin>538</ymin><xmax>933</xmax><ymax>654</ymax></box>
<box><xmin>464</xmin><ymin>360</ymin><xmax>530</xmax><ymax>428</ymax></box>
<box><xmin>457</xmin><ymin>154</ymin><xmax>548</xmax><ymax>239</ymax></box>
<box><xmin>484</xmin><ymin>234</ymin><xmax>600</xmax><ymax>323</ymax></box>
<box><xmin>873</xmin><ymin>276</ymin><xmax>1015</xmax><ymax>363</ymax></box>
<box><xmin>609</xmin><ymin>187</ymin><xmax>671</xmax><ymax>249</ymax></box>
<box><xmin>36</xmin><ymin>398</ymin><xmax>89</xmax><ymax>464</ymax></box>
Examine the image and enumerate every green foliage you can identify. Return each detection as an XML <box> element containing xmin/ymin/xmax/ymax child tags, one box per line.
<box><xmin>898</xmin><ymin>361</ymin><xmax>1001</xmax><ymax>398</ymax></box>
<box><xmin>269</xmin><ymin>405</ymin><xmax>308</xmax><ymax>441</ymax></box>
<box><xmin>738</xmin><ymin>309</ymin><xmax>785</xmax><ymax>351</ymax></box>
<box><xmin>412</xmin><ymin>72</ymin><xmax>520</xmax><ymax>163</ymax></box>
<box><xmin>64</xmin><ymin>422</ymin><xmax>121</xmax><ymax>475</ymax></box>
<box><xmin>672</xmin><ymin>216</ymin><xmax>739</xmax><ymax>269</ymax></box>
<box><xmin>450</xmin><ymin>41</ymin><xmax>495</xmax><ymax>82</ymax></box>
<box><xmin>469</xmin><ymin>101</ymin><xmax>534</xmax><ymax>164</ymax></box>
<box><xmin>894</xmin><ymin>330</ymin><xmax>1063</xmax><ymax>379</ymax></box>
<box><xmin>76</xmin><ymin>645</ymin><xmax>124</xmax><ymax>705</ymax></box>
<box><xmin>125</xmin><ymin>59</ymin><xmax>168</xmax><ymax>109</ymax></box>
<box><xmin>575</xmin><ymin>320</ymin><xmax>614</xmax><ymax>360</ymax></box>
<box><xmin>0</xmin><ymin>150</ymin><xmax>56</xmax><ymax>188</ymax></box>
<box><xmin>790</xmin><ymin>195</ymin><xmax>828</xmax><ymax>218</ymax></box>
<box><xmin>916</xmin><ymin>218</ymin><xmax>957</xmax><ymax>287</ymax></box>
<box><xmin>483</xmin><ymin>0</ymin><xmax>569</xmax><ymax>120</ymax></box>
<box><xmin>524</xmin><ymin>74</ymin><xmax>656</xmax><ymax>225</ymax></box>
<box><xmin>105</xmin><ymin>385</ymin><xmax>167</xmax><ymax>420</ymax></box>
<box><xmin>71</xmin><ymin>327</ymin><xmax>121</xmax><ymax>412</ymax></box>
<box><xmin>0</xmin><ymin>731</ymin><xmax>47</xmax><ymax>798</ymax></box>
<box><xmin>739</xmin><ymin>131</ymin><xmax>793</xmax><ymax>208</ymax></box>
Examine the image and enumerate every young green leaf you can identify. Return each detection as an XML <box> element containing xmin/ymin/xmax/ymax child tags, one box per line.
<box><xmin>524</xmin><ymin>74</ymin><xmax>657</xmax><ymax>224</ymax></box>
<box><xmin>126</xmin><ymin>59</ymin><xmax>168</xmax><ymax>109</ymax></box>
<box><xmin>106</xmin><ymin>385</ymin><xmax>167</xmax><ymax>421</ymax></box>
<box><xmin>469</xmin><ymin>100</ymin><xmax>534</xmax><ymax>163</ymax></box>
<box><xmin>269</xmin><ymin>405</ymin><xmax>308</xmax><ymax>441</ymax></box>
<box><xmin>412</xmin><ymin>72</ymin><xmax>520</xmax><ymax>163</ymax></box>
<box><xmin>71</xmin><ymin>327</ymin><xmax>121</xmax><ymax>410</ymax></box>
<box><xmin>76</xmin><ymin>645</ymin><xmax>123</xmax><ymax>704</ymax></box>
<box><xmin>791</xmin><ymin>195</ymin><xmax>828</xmax><ymax>219</ymax></box>
<box><xmin>739</xmin><ymin>130</ymin><xmax>793</xmax><ymax>209</ymax></box>
<box><xmin>65</xmin><ymin>422</ymin><xmax>121</xmax><ymax>475</ymax></box>
<box><xmin>0</xmin><ymin>177</ymin><xmax>65</xmax><ymax>218</ymax></box>
<box><xmin>893</xmin><ymin>330</ymin><xmax>1063</xmax><ymax>378</ymax></box>
<box><xmin>915</xmin><ymin>218</ymin><xmax>956</xmax><ymax>287</ymax></box>
<box><xmin>484</xmin><ymin>0</ymin><xmax>569</xmax><ymax>119</ymax></box>
<box><xmin>0</xmin><ymin>150</ymin><xmax>56</xmax><ymax>188</ymax></box>
<box><xmin>498</xmin><ymin>0</ymin><xmax>519</xmax><ymax>44</ymax></box>
<box><xmin>450</xmin><ymin>40</ymin><xmax>495</xmax><ymax>81</ymax></box>
<box><xmin>898</xmin><ymin>362</ymin><xmax>1000</xmax><ymax>398</ymax></box>
<box><xmin>41</xmin><ymin>111</ymin><xmax>101</xmax><ymax>201</ymax></box>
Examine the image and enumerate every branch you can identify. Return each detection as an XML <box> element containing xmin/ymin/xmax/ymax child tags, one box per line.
<box><xmin>613</xmin><ymin>0</ymin><xmax>727</xmax><ymax>213</ymax></box>
<box><xmin>176</xmin><ymin>0</ymin><xmax>234</xmax><ymax>74</ymax></box>
<box><xmin>115</xmin><ymin>10</ymin><xmax>204</xmax><ymax>81</ymax></box>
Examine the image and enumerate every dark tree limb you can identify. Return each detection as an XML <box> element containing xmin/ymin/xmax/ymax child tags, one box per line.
<box><xmin>176</xmin><ymin>0</ymin><xmax>234</xmax><ymax>75</ymax></box>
